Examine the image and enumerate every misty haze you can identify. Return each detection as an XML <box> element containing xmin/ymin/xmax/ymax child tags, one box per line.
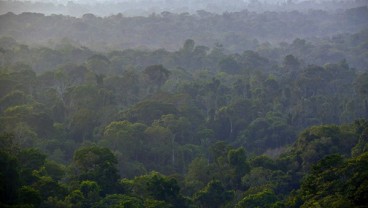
<box><xmin>0</xmin><ymin>0</ymin><xmax>368</xmax><ymax>207</ymax></box>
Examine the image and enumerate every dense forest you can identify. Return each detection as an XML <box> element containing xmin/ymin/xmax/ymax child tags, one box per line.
<box><xmin>0</xmin><ymin>4</ymin><xmax>368</xmax><ymax>52</ymax></box>
<box><xmin>1</xmin><ymin>1</ymin><xmax>368</xmax><ymax>208</ymax></box>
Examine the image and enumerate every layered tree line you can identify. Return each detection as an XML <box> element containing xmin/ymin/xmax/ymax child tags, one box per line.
<box><xmin>1</xmin><ymin>6</ymin><xmax>368</xmax><ymax>208</ymax></box>
<box><xmin>0</xmin><ymin>5</ymin><xmax>367</xmax><ymax>52</ymax></box>
<box><xmin>0</xmin><ymin>0</ymin><xmax>366</xmax><ymax>18</ymax></box>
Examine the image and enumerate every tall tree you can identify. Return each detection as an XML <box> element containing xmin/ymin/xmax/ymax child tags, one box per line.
<box><xmin>143</xmin><ymin>64</ymin><xmax>171</xmax><ymax>93</ymax></box>
<box><xmin>71</xmin><ymin>146</ymin><xmax>120</xmax><ymax>195</ymax></box>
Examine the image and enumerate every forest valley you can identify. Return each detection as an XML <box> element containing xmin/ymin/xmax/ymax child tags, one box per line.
<box><xmin>1</xmin><ymin>5</ymin><xmax>368</xmax><ymax>208</ymax></box>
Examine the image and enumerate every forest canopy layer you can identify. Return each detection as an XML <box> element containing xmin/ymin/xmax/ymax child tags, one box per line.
<box><xmin>0</xmin><ymin>5</ymin><xmax>367</xmax><ymax>52</ymax></box>
<box><xmin>1</xmin><ymin>2</ymin><xmax>368</xmax><ymax>208</ymax></box>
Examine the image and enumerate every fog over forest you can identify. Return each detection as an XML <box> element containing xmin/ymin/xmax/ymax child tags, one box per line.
<box><xmin>1</xmin><ymin>0</ymin><xmax>367</xmax><ymax>53</ymax></box>
<box><xmin>1</xmin><ymin>0</ymin><xmax>367</xmax><ymax>16</ymax></box>
<box><xmin>1</xmin><ymin>0</ymin><xmax>368</xmax><ymax>208</ymax></box>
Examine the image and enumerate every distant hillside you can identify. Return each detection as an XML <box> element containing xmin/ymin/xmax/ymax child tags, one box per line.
<box><xmin>0</xmin><ymin>0</ymin><xmax>367</xmax><ymax>16</ymax></box>
<box><xmin>0</xmin><ymin>6</ymin><xmax>367</xmax><ymax>52</ymax></box>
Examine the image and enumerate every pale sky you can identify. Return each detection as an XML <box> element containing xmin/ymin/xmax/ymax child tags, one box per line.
<box><xmin>22</xmin><ymin>0</ymin><xmax>336</xmax><ymax>4</ymax></box>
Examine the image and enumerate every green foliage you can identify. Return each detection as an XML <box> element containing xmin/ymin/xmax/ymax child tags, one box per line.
<box><xmin>102</xmin><ymin>121</ymin><xmax>148</xmax><ymax>177</ymax></box>
<box><xmin>80</xmin><ymin>180</ymin><xmax>100</xmax><ymax>199</ymax></box>
<box><xmin>18</xmin><ymin>148</ymin><xmax>47</xmax><ymax>185</ymax></box>
<box><xmin>123</xmin><ymin>100</ymin><xmax>178</xmax><ymax>125</ymax></box>
<box><xmin>0</xmin><ymin>90</ymin><xmax>31</xmax><ymax>110</ymax></box>
<box><xmin>128</xmin><ymin>172</ymin><xmax>187</xmax><ymax>208</ymax></box>
<box><xmin>236</xmin><ymin>189</ymin><xmax>279</xmax><ymax>208</ymax></box>
<box><xmin>0</xmin><ymin>150</ymin><xmax>19</xmax><ymax>205</ymax></box>
<box><xmin>294</xmin><ymin>152</ymin><xmax>368</xmax><ymax>207</ymax></box>
<box><xmin>219</xmin><ymin>56</ymin><xmax>241</xmax><ymax>74</ymax></box>
<box><xmin>65</xmin><ymin>190</ymin><xmax>84</xmax><ymax>208</ymax></box>
<box><xmin>18</xmin><ymin>148</ymin><xmax>46</xmax><ymax>172</ymax></box>
<box><xmin>144</xmin><ymin>199</ymin><xmax>172</xmax><ymax>208</ymax></box>
<box><xmin>72</xmin><ymin>146</ymin><xmax>120</xmax><ymax>195</ymax></box>
<box><xmin>33</xmin><ymin>175</ymin><xmax>66</xmax><ymax>200</ymax></box>
<box><xmin>352</xmin><ymin>119</ymin><xmax>368</xmax><ymax>156</ymax></box>
<box><xmin>184</xmin><ymin>157</ymin><xmax>211</xmax><ymax>194</ymax></box>
<box><xmin>143</xmin><ymin>125</ymin><xmax>174</xmax><ymax>173</ymax></box>
<box><xmin>95</xmin><ymin>194</ymin><xmax>144</xmax><ymax>208</ymax></box>
<box><xmin>143</xmin><ymin>65</ymin><xmax>171</xmax><ymax>92</ymax></box>
<box><xmin>293</xmin><ymin>124</ymin><xmax>357</xmax><ymax>170</ymax></box>
<box><xmin>79</xmin><ymin>180</ymin><xmax>101</xmax><ymax>207</ymax></box>
<box><xmin>250</xmin><ymin>155</ymin><xmax>276</xmax><ymax>170</ymax></box>
<box><xmin>227</xmin><ymin>147</ymin><xmax>250</xmax><ymax>189</ymax></box>
<box><xmin>18</xmin><ymin>186</ymin><xmax>41</xmax><ymax>207</ymax></box>
<box><xmin>1</xmin><ymin>12</ymin><xmax>368</xmax><ymax>207</ymax></box>
<box><xmin>355</xmin><ymin>72</ymin><xmax>368</xmax><ymax>97</ymax></box>
<box><xmin>43</xmin><ymin>160</ymin><xmax>65</xmax><ymax>181</ymax></box>
<box><xmin>194</xmin><ymin>180</ymin><xmax>234</xmax><ymax>208</ymax></box>
<box><xmin>239</xmin><ymin>113</ymin><xmax>295</xmax><ymax>154</ymax></box>
<box><xmin>42</xmin><ymin>196</ymin><xmax>72</xmax><ymax>208</ymax></box>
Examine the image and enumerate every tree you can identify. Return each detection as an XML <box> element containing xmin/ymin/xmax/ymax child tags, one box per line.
<box><xmin>294</xmin><ymin>153</ymin><xmax>368</xmax><ymax>207</ymax></box>
<box><xmin>86</xmin><ymin>54</ymin><xmax>111</xmax><ymax>76</ymax></box>
<box><xmin>227</xmin><ymin>147</ymin><xmax>250</xmax><ymax>189</ymax></box>
<box><xmin>68</xmin><ymin>108</ymin><xmax>97</xmax><ymax>142</ymax></box>
<box><xmin>341</xmin><ymin>152</ymin><xmax>368</xmax><ymax>206</ymax></box>
<box><xmin>18</xmin><ymin>148</ymin><xmax>47</xmax><ymax>185</ymax></box>
<box><xmin>152</xmin><ymin>114</ymin><xmax>193</xmax><ymax>171</ymax></box>
<box><xmin>215</xmin><ymin>99</ymin><xmax>255</xmax><ymax>141</ymax></box>
<box><xmin>143</xmin><ymin>64</ymin><xmax>170</xmax><ymax>92</ymax></box>
<box><xmin>194</xmin><ymin>180</ymin><xmax>233</xmax><ymax>208</ymax></box>
<box><xmin>240</xmin><ymin>114</ymin><xmax>295</xmax><ymax>154</ymax></box>
<box><xmin>64</xmin><ymin>189</ymin><xmax>84</xmax><ymax>208</ymax></box>
<box><xmin>293</xmin><ymin>125</ymin><xmax>357</xmax><ymax>170</ymax></box>
<box><xmin>80</xmin><ymin>180</ymin><xmax>101</xmax><ymax>207</ymax></box>
<box><xmin>184</xmin><ymin>157</ymin><xmax>212</xmax><ymax>194</ymax></box>
<box><xmin>18</xmin><ymin>186</ymin><xmax>41</xmax><ymax>207</ymax></box>
<box><xmin>2</xmin><ymin>102</ymin><xmax>54</xmax><ymax>144</ymax></box>
<box><xmin>95</xmin><ymin>194</ymin><xmax>144</xmax><ymax>208</ymax></box>
<box><xmin>0</xmin><ymin>90</ymin><xmax>31</xmax><ymax>111</ymax></box>
<box><xmin>297</xmin><ymin>65</ymin><xmax>331</xmax><ymax>98</ymax></box>
<box><xmin>236</xmin><ymin>188</ymin><xmax>279</xmax><ymax>208</ymax></box>
<box><xmin>32</xmin><ymin>175</ymin><xmax>66</xmax><ymax>201</ymax></box>
<box><xmin>102</xmin><ymin>121</ymin><xmax>147</xmax><ymax>157</ymax></box>
<box><xmin>102</xmin><ymin>121</ymin><xmax>148</xmax><ymax>178</ymax></box>
<box><xmin>41</xmin><ymin>160</ymin><xmax>65</xmax><ymax>182</ymax></box>
<box><xmin>355</xmin><ymin>72</ymin><xmax>368</xmax><ymax>118</ymax></box>
<box><xmin>219</xmin><ymin>56</ymin><xmax>241</xmax><ymax>74</ymax></box>
<box><xmin>182</xmin><ymin>39</ymin><xmax>195</xmax><ymax>53</ymax></box>
<box><xmin>143</xmin><ymin>125</ymin><xmax>173</xmax><ymax>173</ymax></box>
<box><xmin>0</xmin><ymin>150</ymin><xmax>19</xmax><ymax>205</ymax></box>
<box><xmin>129</xmin><ymin>172</ymin><xmax>187</xmax><ymax>208</ymax></box>
<box><xmin>283</xmin><ymin>54</ymin><xmax>300</xmax><ymax>72</ymax></box>
<box><xmin>123</xmin><ymin>100</ymin><xmax>178</xmax><ymax>125</ymax></box>
<box><xmin>217</xmin><ymin>106</ymin><xmax>236</xmax><ymax>139</ymax></box>
<box><xmin>352</xmin><ymin>119</ymin><xmax>368</xmax><ymax>157</ymax></box>
<box><xmin>72</xmin><ymin>146</ymin><xmax>120</xmax><ymax>195</ymax></box>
